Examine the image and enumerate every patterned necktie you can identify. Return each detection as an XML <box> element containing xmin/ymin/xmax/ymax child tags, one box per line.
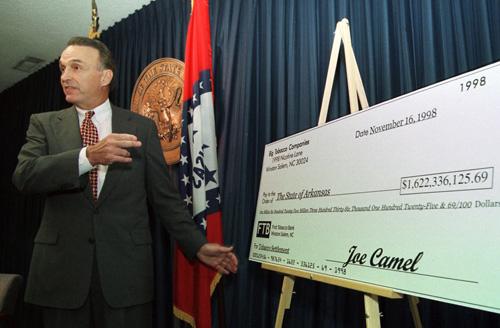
<box><xmin>80</xmin><ymin>111</ymin><xmax>99</xmax><ymax>200</ymax></box>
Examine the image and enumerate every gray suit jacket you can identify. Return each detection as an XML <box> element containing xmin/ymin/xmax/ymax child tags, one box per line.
<box><xmin>12</xmin><ymin>105</ymin><xmax>206</xmax><ymax>309</ymax></box>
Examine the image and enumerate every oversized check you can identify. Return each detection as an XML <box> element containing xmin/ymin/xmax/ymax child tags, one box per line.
<box><xmin>249</xmin><ymin>61</ymin><xmax>500</xmax><ymax>314</ymax></box>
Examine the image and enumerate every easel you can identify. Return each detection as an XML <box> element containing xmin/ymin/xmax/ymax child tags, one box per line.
<box><xmin>263</xmin><ymin>18</ymin><xmax>423</xmax><ymax>328</ymax></box>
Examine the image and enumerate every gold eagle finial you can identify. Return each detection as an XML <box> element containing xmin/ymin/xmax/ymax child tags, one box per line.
<box><xmin>88</xmin><ymin>0</ymin><xmax>100</xmax><ymax>39</ymax></box>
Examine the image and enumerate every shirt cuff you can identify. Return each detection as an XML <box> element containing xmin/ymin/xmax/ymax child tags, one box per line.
<box><xmin>78</xmin><ymin>147</ymin><xmax>93</xmax><ymax>175</ymax></box>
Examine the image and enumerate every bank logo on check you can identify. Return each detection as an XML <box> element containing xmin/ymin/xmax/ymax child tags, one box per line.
<box><xmin>256</xmin><ymin>221</ymin><xmax>271</xmax><ymax>238</ymax></box>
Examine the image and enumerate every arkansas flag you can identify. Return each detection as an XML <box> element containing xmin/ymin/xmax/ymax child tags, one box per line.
<box><xmin>173</xmin><ymin>0</ymin><xmax>223</xmax><ymax>327</ymax></box>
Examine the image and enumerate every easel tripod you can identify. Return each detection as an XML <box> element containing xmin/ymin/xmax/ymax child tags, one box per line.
<box><xmin>263</xmin><ymin>18</ymin><xmax>423</xmax><ymax>328</ymax></box>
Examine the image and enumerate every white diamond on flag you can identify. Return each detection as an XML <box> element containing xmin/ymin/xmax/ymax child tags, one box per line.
<box><xmin>178</xmin><ymin>69</ymin><xmax>221</xmax><ymax>232</ymax></box>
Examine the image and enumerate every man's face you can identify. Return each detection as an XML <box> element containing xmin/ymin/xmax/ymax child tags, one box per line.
<box><xmin>59</xmin><ymin>45</ymin><xmax>112</xmax><ymax>109</ymax></box>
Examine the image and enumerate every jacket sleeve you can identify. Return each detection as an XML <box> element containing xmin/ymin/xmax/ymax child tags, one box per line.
<box><xmin>143</xmin><ymin>119</ymin><xmax>207</xmax><ymax>259</ymax></box>
<box><xmin>12</xmin><ymin>114</ymin><xmax>83</xmax><ymax>194</ymax></box>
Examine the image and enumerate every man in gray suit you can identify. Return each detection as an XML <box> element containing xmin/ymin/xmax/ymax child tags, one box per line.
<box><xmin>12</xmin><ymin>36</ymin><xmax>238</xmax><ymax>327</ymax></box>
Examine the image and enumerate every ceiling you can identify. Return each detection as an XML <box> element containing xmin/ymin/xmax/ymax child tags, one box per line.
<box><xmin>0</xmin><ymin>0</ymin><xmax>154</xmax><ymax>93</ymax></box>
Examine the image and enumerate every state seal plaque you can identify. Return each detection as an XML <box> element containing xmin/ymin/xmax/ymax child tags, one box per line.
<box><xmin>131</xmin><ymin>58</ymin><xmax>184</xmax><ymax>164</ymax></box>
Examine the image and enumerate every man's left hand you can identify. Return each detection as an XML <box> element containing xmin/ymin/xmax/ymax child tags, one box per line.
<box><xmin>196</xmin><ymin>244</ymin><xmax>238</xmax><ymax>274</ymax></box>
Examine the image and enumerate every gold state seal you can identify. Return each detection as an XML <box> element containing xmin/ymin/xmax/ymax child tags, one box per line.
<box><xmin>131</xmin><ymin>58</ymin><xmax>184</xmax><ymax>164</ymax></box>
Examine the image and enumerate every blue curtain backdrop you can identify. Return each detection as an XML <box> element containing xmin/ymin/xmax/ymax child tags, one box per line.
<box><xmin>1</xmin><ymin>0</ymin><xmax>499</xmax><ymax>327</ymax></box>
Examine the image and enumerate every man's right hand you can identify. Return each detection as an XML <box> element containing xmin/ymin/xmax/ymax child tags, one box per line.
<box><xmin>87</xmin><ymin>133</ymin><xmax>142</xmax><ymax>166</ymax></box>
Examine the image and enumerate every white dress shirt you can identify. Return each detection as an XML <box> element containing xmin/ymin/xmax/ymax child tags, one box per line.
<box><xmin>77</xmin><ymin>99</ymin><xmax>112</xmax><ymax>197</ymax></box>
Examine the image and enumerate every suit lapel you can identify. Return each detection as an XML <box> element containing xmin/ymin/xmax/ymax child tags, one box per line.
<box><xmin>97</xmin><ymin>106</ymin><xmax>137</xmax><ymax>206</ymax></box>
<box><xmin>56</xmin><ymin>106</ymin><xmax>82</xmax><ymax>151</ymax></box>
<box><xmin>55</xmin><ymin>107</ymin><xmax>96</xmax><ymax>205</ymax></box>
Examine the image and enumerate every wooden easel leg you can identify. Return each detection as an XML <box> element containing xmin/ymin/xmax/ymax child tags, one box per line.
<box><xmin>364</xmin><ymin>294</ymin><xmax>381</xmax><ymax>328</ymax></box>
<box><xmin>318</xmin><ymin>21</ymin><xmax>343</xmax><ymax>126</ymax></box>
<box><xmin>408</xmin><ymin>296</ymin><xmax>423</xmax><ymax>328</ymax></box>
<box><xmin>274</xmin><ymin>275</ymin><xmax>295</xmax><ymax>328</ymax></box>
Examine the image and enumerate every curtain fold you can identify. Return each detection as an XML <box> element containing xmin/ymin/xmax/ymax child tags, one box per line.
<box><xmin>1</xmin><ymin>0</ymin><xmax>499</xmax><ymax>327</ymax></box>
